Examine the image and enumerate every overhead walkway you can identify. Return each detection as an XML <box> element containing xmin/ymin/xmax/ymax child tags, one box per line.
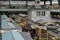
<box><xmin>0</xmin><ymin>8</ymin><xmax>60</xmax><ymax>12</ymax></box>
<box><xmin>51</xmin><ymin>9</ymin><xmax>60</xmax><ymax>12</ymax></box>
<box><xmin>29</xmin><ymin>8</ymin><xmax>60</xmax><ymax>12</ymax></box>
<box><xmin>0</xmin><ymin>9</ymin><xmax>27</xmax><ymax>11</ymax></box>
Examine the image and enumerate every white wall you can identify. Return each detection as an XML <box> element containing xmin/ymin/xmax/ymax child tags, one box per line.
<box><xmin>45</xmin><ymin>11</ymin><xmax>50</xmax><ymax>21</ymax></box>
<box><xmin>31</xmin><ymin>10</ymin><xmax>50</xmax><ymax>22</ymax></box>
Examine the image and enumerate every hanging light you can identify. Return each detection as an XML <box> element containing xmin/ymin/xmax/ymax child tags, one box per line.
<box><xmin>13</xmin><ymin>29</ymin><xmax>18</xmax><ymax>32</ymax></box>
<box><xmin>0</xmin><ymin>30</ymin><xmax>6</xmax><ymax>33</ymax></box>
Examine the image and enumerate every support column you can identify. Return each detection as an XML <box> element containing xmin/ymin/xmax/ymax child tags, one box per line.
<box><xmin>58</xmin><ymin>31</ymin><xmax>60</xmax><ymax>40</ymax></box>
<box><xmin>44</xmin><ymin>0</ymin><xmax>46</xmax><ymax>6</ymax></box>
<box><xmin>58</xmin><ymin>0</ymin><xmax>60</xmax><ymax>6</ymax></box>
<box><xmin>50</xmin><ymin>0</ymin><xmax>52</xmax><ymax>6</ymax></box>
<box><xmin>0</xmin><ymin>14</ymin><xmax>1</xmax><ymax>30</ymax></box>
<box><xmin>26</xmin><ymin>0</ymin><xmax>28</xmax><ymax>8</ymax></box>
<box><xmin>9</xmin><ymin>0</ymin><xmax>11</xmax><ymax>8</ymax></box>
<box><xmin>0</xmin><ymin>13</ymin><xmax>2</xmax><ymax>40</ymax></box>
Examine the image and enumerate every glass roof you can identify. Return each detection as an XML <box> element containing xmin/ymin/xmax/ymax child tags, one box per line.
<box><xmin>2</xmin><ymin>30</ymin><xmax>14</xmax><ymax>40</ymax></box>
<box><xmin>2</xmin><ymin>30</ymin><xmax>24</xmax><ymax>40</ymax></box>
<box><xmin>1</xmin><ymin>15</ymin><xmax>16</xmax><ymax>29</ymax></box>
<box><xmin>1</xmin><ymin>15</ymin><xmax>33</xmax><ymax>40</ymax></box>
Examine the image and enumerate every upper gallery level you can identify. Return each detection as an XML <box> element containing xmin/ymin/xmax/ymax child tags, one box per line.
<box><xmin>0</xmin><ymin>0</ymin><xmax>35</xmax><ymax>1</ymax></box>
<box><xmin>0</xmin><ymin>0</ymin><xmax>59</xmax><ymax>10</ymax></box>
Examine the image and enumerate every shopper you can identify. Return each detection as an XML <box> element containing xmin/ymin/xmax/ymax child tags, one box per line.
<box><xmin>24</xmin><ymin>21</ymin><xmax>31</xmax><ymax>32</ymax></box>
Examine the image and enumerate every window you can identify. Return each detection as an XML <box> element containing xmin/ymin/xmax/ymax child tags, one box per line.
<box><xmin>39</xmin><ymin>11</ymin><xmax>40</xmax><ymax>16</ymax></box>
<box><xmin>37</xmin><ymin>11</ymin><xmax>40</xmax><ymax>16</ymax></box>
<box><xmin>42</xmin><ymin>11</ymin><xmax>45</xmax><ymax>16</ymax></box>
<box><xmin>37</xmin><ymin>11</ymin><xmax>39</xmax><ymax>16</ymax></box>
<box><xmin>35</xmin><ymin>0</ymin><xmax>40</xmax><ymax>3</ymax></box>
<box><xmin>36</xmin><ymin>1</ymin><xmax>40</xmax><ymax>4</ymax></box>
<box><xmin>42</xmin><ymin>12</ymin><xmax>43</xmax><ymax>16</ymax></box>
<box><xmin>43</xmin><ymin>11</ymin><xmax>45</xmax><ymax>16</ymax></box>
<box><xmin>37</xmin><ymin>11</ymin><xmax>45</xmax><ymax>16</ymax></box>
